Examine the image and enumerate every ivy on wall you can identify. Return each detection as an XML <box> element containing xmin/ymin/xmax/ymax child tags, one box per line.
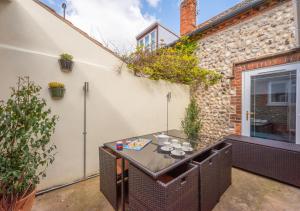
<box><xmin>125</xmin><ymin>37</ymin><xmax>222</xmax><ymax>86</ymax></box>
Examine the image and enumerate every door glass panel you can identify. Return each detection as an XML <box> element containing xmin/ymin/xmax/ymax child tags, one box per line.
<box><xmin>251</xmin><ymin>70</ymin><xmax>296</xmax><ymax>143</ymax></box>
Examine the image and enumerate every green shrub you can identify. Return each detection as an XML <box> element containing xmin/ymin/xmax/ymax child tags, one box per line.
<box><xmin>60</xmin><ymin>53</ymin><xmax>73</xmax><ymax>61</ymax></box>
<box><xmin>181</xmin><ymin>98</ymin><xmax>201</xmax><ymax>141</ymax></box>
<box><xmin>0</xmin><ymin>77</ymin><xmax>58</xmax><ymax>209</ymax></box>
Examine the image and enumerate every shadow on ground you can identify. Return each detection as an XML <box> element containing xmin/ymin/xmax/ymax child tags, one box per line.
<box><xmin>33</xmin><ymin>168</ymin><xmax>300</xmax><ymax>211</ymax></box>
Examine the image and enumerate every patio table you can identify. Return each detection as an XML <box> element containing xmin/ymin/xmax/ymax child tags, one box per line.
<box><xmin>103</xmin><ymin>129</ymin><xmax>213</xmax><ymax>211</ymax></box>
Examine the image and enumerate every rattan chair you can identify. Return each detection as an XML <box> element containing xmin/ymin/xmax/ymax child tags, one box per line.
<box><xmin>129</xmin><ymin>162</ymin><xmax>199</xmax><ymax>211</ymax></box>
<box><xmin>212</xmin><ymin>142</ymin><xmax>232</xmax><ymax>197</ymax></box>
<box><xmin>193</xmin><ymin>150</ymin><xmax>220</xmax><ymax>211</ymax></box>
<box><xmin>99</xmin><ymin>147</ymin><xmax>128</xmax><ymax>210</ymax></box>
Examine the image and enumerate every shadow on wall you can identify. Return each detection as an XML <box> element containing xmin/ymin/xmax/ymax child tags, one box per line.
<box><xmin>0</xmin><ymin>1</ymin><xmax>60</xmax><ymax>54</ymax></box>
<box><xmin>0</xmin><ymin>49</ymin><xmax>189</xmax><ymax>190</ymax></box>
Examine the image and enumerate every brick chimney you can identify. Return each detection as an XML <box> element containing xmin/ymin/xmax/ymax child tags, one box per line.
<box><xmin>180</xmin><ymin>0</ymin><xmax>197</xmax><ymax>36</ymax></box>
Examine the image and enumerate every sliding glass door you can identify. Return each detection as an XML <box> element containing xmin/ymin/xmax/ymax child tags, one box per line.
<box><xmin>242</xmin><ymin>64</ymin><xmax>300</xmax><ymax>144</ymax></box>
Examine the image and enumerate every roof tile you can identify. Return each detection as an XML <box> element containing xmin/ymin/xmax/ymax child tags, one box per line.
<box><xmin>196</xmin><ymin>0</ymin><xmax>257</xmax><ymax>29</ymax></box>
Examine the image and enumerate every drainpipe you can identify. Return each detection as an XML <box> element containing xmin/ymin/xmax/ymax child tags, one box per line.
<box><xmin>83</xmin><ymin>82</ymin><xmax>89</xmax><ymax>179</ymax></box>
<box><xmin>293</xmin><ymin>0</ymin><xmax>300</xmax><ymax>47</ymax></box>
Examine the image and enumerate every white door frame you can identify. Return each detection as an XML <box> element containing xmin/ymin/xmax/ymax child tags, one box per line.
<box><xmin>242</xmin><ymin>63</ymin><xmax>300</xmax><ymax>144</ymax></box>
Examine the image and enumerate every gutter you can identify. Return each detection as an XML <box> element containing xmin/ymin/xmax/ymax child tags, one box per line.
<box><xmin>188</xmin><ymin>0</ymin><xmax>267</xmax><ymax>38</ymax></box>
<box><xmin>189</xmin><ymin>0</ymin><xmax>300</xmax><ymax>47</ymax></box>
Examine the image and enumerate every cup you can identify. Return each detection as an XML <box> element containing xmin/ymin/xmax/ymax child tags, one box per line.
<box><xmin>156</xmin><ymin>134</ymin><xmax>170</xmax><ymax>146</ymax></box>
<box><xmin>163</xmin><ymin>141</ymin><xmax>171</xmax><ymax>146</ymax></box>
<box><xmin>171</xmin><ymin>139</ymin><xmax>179</xmax><ymax>145</ymax></box>
<box><xmin>173</xmin><ymin>143</ymin><xmax>182</xmax><ymax>151</ymax></box>
<box><xmin>116</xmin><ymin>141</ymin><xmax>123</xmax><ymax>151</ymax></box>
<box><xmin>182</xmin><ymin>142</ymin><xmax>191</xmax><ymax>148</ymax></box>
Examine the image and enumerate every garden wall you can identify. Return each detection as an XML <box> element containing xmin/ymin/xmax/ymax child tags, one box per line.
<box><xmin>0</xmin><ymin>0</ymin><xmax>190</xmax><ymax>191</ymax></box>
<box><xmin>195</xmin><ymin>0</ymin><xmax>296</xmax><ymax>139</ymax></box>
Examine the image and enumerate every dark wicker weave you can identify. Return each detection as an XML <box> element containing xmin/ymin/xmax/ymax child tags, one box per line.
<box><xmin>193</xmin><ymin>150</ymin><xmax>220</xmax><ymax>211</ymax></box>
<box><xmin>213</xmin><ymin>142</ymin><xmax>232</xmax><ymax>197</ymax></box>
<box><xmin>128</xmin><ymin>195</ymin><xmax>150</xmax><ymax>211</ymax></box>
<box><xmin>226</xmin><ymin>135</ymin><xmax>300</xmax><ymax>188</ymax></box>
<box><xmin>129</xmin><ymin>163</ymin><xmax>199</xmax><ymax>211</ymax></box>
<box><xmin>99</xmin><ymin>147</ymin><xmax>118</xmax><ymax>210</ymax></box>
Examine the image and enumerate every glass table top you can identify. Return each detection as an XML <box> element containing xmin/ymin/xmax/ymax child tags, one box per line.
<box><xmin>104</xmin><ymin>130</ymin><xmax>202</xmax><ymax>178</ymax></box>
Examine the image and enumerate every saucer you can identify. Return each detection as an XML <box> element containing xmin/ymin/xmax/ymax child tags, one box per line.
<box><xmin>161</xmin><ymin>145</ymin><xmax>174</xmax><ymax>152</ymax></box>
<box><xmin>182</xmin><ymin>146</ymin><xmax>193</xmax><ymax>152</ymax></box>
<box><xmin>171</xmin><ymin>150</ymin><xmax>185</xmax><ymax>157</ymax></box>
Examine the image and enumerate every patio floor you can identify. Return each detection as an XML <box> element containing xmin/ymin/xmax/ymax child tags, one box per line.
<box><xmin>33</xmin><ymin>168</ymin><xmax>300</xmax><ymax>211</ymax></box>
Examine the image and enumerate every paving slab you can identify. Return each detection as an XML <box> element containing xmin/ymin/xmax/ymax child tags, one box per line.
<box><xmin>33</xmin><ymin>177</ymin><xmax>114</xmax><ymax>211</ymax></box>
<box><xmin>33</xmin><ymin>168</ymin><xmax>300</xmax><ymax>211</ymax></box>
<box><xmin>214</xmin><ymin>169</ymin><xmax>300</xmax><ymax>211</ymax></box>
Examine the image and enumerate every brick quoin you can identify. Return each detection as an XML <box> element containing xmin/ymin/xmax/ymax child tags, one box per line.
<box><xmin>230</xmin><ymin>49</ymin><xmax>300</xmax><ymax>135</ymax></box>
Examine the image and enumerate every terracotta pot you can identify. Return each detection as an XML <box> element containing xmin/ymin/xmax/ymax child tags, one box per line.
<box><xmin>0</xmin><ymin>190</ymin><xmax>36</xmax><ymax>211</ymax></box>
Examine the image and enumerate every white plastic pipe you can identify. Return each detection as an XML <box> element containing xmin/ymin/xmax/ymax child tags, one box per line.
<box><xmin>293</xmin><ymin>0</ymin><xmax>300</xmax><ymax>47</ymax></box>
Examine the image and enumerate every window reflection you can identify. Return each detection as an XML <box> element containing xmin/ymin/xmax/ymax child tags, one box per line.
<box><xmin>250</xmin><ymin>70</ymin><xmax>296</xmax><ymax>143</ymax></box>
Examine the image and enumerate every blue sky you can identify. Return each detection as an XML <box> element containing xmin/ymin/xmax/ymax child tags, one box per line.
<box><xmin>42</xmin><ymin>0</ymin><xmax>241</xmax><ymax>34</ymax></box>
<box><xmin>142</xmin><ymin>0</ymin><xmax>241</xmax><ymax>33</ymax></box>
<box><xmin>40</xmin><ymin>0</ymin><xmax>242</xmax><ymax>51</ymax></box>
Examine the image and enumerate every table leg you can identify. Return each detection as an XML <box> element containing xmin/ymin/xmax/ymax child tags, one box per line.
<box><xmin>121</xmin><ymin>158</ymin><xmax>125</xmax><ymax>211</ymax></box>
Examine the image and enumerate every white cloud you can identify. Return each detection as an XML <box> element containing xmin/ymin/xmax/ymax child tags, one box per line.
<box><xmin>146</xmin><ymin>0</ymin><xmax>160</xmax><ymax>7</ymax></box>
<box><xmin>65</xmin><ymin>0</ymin><xmax>156</xmax><ymax>53</ymax></box>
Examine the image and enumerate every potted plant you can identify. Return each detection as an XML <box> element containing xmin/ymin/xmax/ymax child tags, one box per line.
<box><xmin>48</xmin><ymin>82</ymin><xmax>65</xmax><ymax>98</ymax></box>
<box><xmin>181</xmin><ymin>98</ymin><xmax>201</xmax><ymax>148</ymax></box>
<box><xmin>0</xmin><ymin>77</ymin><xmax>58</xmax><ymax>211</ymax></box>
<box><xmin>59</xmin><ymin>53</ymin><xmax>73</xmax><ymax>71</ymax></box>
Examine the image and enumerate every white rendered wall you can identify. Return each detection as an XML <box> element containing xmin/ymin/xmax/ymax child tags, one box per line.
<box><xmin>0</xmin><ymin>0</ymin><xmax>190</xmax><ymax>190</ymax></box>
<box><xmin>158</xmin><ymin>25</ymin><xmax>179</xmax><ymax>45</ymax></box>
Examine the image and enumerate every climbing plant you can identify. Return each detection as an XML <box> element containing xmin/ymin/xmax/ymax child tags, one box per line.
<box><xmin>126</xmin><ymin>36</ymin><xmax>222</xmax><ymax>86</ymax></box>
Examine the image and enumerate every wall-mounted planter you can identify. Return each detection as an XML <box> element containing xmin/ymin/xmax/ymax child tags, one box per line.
<box><xmin>49</xmin><ymin>87</ymin><xmax>65</xmax><ymax>98</ymax></box>
<box><xmin>59</xmin><ymin>59</ymin><xmax>74</xmax><ymax>72</ymax></box>
<box><xmin>59</xmin><ymin>53</ymin><xmax>74</xmax><ymax>72</ymax></box>
<box><xmin>48</xmin><ymin>82</ymin><xmax>65</xmax><ymax>99</ymax></box>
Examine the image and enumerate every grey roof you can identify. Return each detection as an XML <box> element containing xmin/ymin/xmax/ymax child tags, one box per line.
<box><xmin>188</xmin><ymin>0</ymin><xmax>267</xmax><ymax>37</ymax></box>
<box><xmin>196</xmin><ymin>0</ymin><xmax>257</xmax><ymax>29</ymax></box>
<box><xmin>136</xmin><ymin>22</ymin><xmax>179</xmax><ymax>40</ymax></box>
